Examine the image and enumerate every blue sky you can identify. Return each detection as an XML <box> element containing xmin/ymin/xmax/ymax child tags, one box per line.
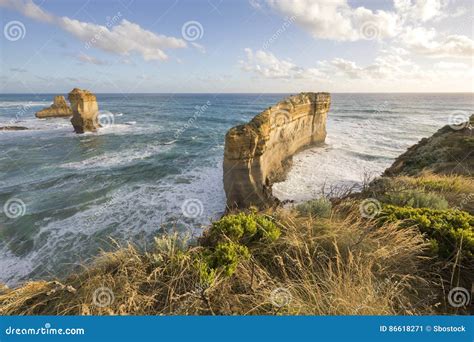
<box><xmin>0</xmin><ymin>0</ymin><xmax>473</xmax><ymax>93</ymax></box>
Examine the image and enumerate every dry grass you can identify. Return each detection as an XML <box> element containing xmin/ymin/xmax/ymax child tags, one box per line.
<box><xmin>364</xmin><ymin>172</ymin><xmax>474</xmax><ymax>214</ymax></box>
<box><xmin>0</xmin><ymin>205</ymin><xmax>444</xmax><ymax>316</ymax></box>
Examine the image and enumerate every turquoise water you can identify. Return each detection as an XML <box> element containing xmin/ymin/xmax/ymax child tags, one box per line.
<box><xmin>0</xmin><ymin>93</ymin><xmax>472</xmax><ymax>285</ymax></box>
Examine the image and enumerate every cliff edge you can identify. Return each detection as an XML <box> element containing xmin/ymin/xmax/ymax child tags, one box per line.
<box><xmin>223</xmin><ymin>92</ymin><xmax>331</xmax><ymax>209</ymax></box>
<box><xmin>385</xmin><ymin>114</ymin><xmax>473</xmax><ymax>177</ymax></box>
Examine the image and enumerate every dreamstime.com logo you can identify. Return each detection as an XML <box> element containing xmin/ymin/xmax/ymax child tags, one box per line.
<box><xmin>2</xmin><ymin>198</ymin><xmax>26</xmax><ymax>219</ymax></box>
<box><xmin>4</xmin><ymin>323</ymin><xmax>85</xmax><ymax>336</ymax></box>
<box><xmin>4</xmin><ymin>20</ymin><xmax>26</xmax><ymax>41</ymax></box>
<box><xmin>359</xmin><ymin>198</ymin><xmax>381</xmax><ymax>219</ymax></box>
<box><xmin>181</xmin><ymin>198</ymin><xmax>204</xmax><ymax>218</ymax></box>
<box><xmin>272</xmin><ymin>109</ymin><xmax>291</xmax><ymax>128</ymax></box>
<box><xmin>98</xmin><ymin>112</ymin><xmax>115</xmax><ymax>128</ymax></box>
<box><xmin>448</xmin><ymin>111</ymin><xmax>471</xmax><ymax>131</ymax></box>
<box><xmin>359</xmin><ymin>21</ymin><xmax>380</xmax><ymax>40</ymax></box>
<box><xmin>84</xmin><ymin>12</ymin><xmax>122</xmax><ymax>49</ymax></box>
<box><xmin>270</xmin><ymin>287</ymin><xmax>292</xmax><ymax>308</ymax></box>
<box><xmin>181</xmin><ymin>21</ymin><xmax>204</xmax><ymax>42</ymax></box>
<box><xmin>447</xmin><ymin>286</ymin><xmax>472</xmax><ymax>308</ymax></box>
<box><xmin>93</xmin><ymin>287</ymin><xmax>115</xmax><ymax>308</ymax></box>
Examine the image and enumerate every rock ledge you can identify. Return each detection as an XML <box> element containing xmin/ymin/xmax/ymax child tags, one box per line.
<box><xmin>223</xmin><ymin>92</ymin><xmax>331</xmax><ymax>209</ymax></box>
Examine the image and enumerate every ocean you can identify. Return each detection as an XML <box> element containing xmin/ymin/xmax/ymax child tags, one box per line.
<box><xmin>0</xmin><ymin>93</ymin><xmax>472</xmax><ymax>285</ymax></box>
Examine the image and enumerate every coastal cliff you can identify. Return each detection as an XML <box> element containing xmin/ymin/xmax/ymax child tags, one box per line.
<box><xmin>385</xmin><ymin>114</ymin><xmax>473</xmax><ymax>177</ymax></box>
<box><xmin>35</xmin><ymin>95</ymin><xmax>72</xmax><ymax>118</ymax></box>
<box><xmin>223</xmin><ymin>92</ymin><xmax>331</xmax><ymax>209</ymax></box>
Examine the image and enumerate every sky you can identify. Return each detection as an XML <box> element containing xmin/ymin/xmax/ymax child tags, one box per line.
<box><xmin>0</xmin><ymin>0</ymin><xmax>473</xmax><ymax>93</ymax></box>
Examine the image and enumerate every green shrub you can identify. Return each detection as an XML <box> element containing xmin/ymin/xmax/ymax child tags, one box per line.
<box><xmin>254</xmin><ymin>215</ymin><xmax>281</xmax><ymax>242</ymax></box>
<box><xmin>210</xmin><ymin>212</ymin><xmax>257</xmax><ymax>241</ymax></box>
<box><xmin>210</xmin><ymin>212</ymin><xmax>280</xmax><ymax>243</ymax></box>
<box><xmin>195</xmin><ymin>258</ymin><xmax>217</xmax><ymax>286</ymax></box>
<box><xmin>378</xmin><ymin>205</ymin><xmax>474</xmax><ymax>260</ymax></box>
<box><xmin>296</xmin><ymin>198</ymin><xmax>332</xmax><ymax>218</ymax></box>
<box><xmin>195</xmin><ymin>212</ymin><xmax>280</xmax><ymax>283</ymax></box>
<box><xmin>383</xmin><ymin>190</ymin><xmax>448</xmax><ymax>210</ymax></box>
<box><xmin>196</xmin><ymin>241</ymin><xmax>250</xmax><ymax>282</ymax></box>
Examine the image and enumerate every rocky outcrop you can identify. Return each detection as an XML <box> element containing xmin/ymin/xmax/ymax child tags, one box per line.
<box><xmin>223</xmin><ymin>92</ymin><xmax>331</xmax><ymax>209</ymax></box>
<box><xmin>35</xmin><ymin>96</ymin><xmax>72</xmax><ymax>118</ymax></box>
<box><xmin>68</xmin><ymin>88</ymin><xmax>100</xmax><ymax>133</ymax></box>
<box><xmin>0</xmin><ymin>126</ymin><xmax>28</xmax><ymax>131</ymax></box>
<box><xmin>384</xmin><ymin>114</ymin><xmax>473</xmax><ymax>177</ymax></box>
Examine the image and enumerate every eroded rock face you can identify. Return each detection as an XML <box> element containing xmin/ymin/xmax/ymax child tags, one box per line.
<box><xmin>35</xmin><ymin>95</ymin><xmax>72</xmax><ymax>118</ymax></box>
<box><xmin>223</xmin><ymin>92</ymin><xmax>331</xmax><ymax>209</ymax></box>
<box><xmin>68</xmin><ymin>88</ymin><xmax>100</xmax><ymax>133</ymax></box>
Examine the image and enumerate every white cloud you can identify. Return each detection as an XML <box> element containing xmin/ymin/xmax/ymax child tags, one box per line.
<box><xmin>434</xmin><ymin>61</ymin><xmax>469</xmax><ymax>69</ymax></box>
<box><xmin>0</xmin><ymin>0</ymin><xmax>187</xmax><ymax>62</ymax></box>
<box><xmin>241</xmin><ymin>47</ymin><xmax>474</xmax><ymax>87</ymax></box>
<box><xmin>394</xmin><ymin>0</ymin><xmax>445</xmax><ymax>22</ymax></box>
<box><xmin>398</xmin><ymin>26</ymin><xmax>474</xmax><ymax>58</ymax></box>
<box><xmin>0</xmin><ymin>0</ymin><xmax>54</xmax><ymax>23</ymax></box>
<box><xmin>266</xmin><ymin>0</ymin><xmax>473</xmax><ymax>58</ymax></box>
<box><xmin>267</xmin><ymin>0</ymin><xmax>400</xmax><ymax>41</ymax></box>
<box><xmin>76</xmin><ymin>53</ymin><xmax>106</xmax><ymax>65</ymax></box>
<box><xmin>318</xmin><ymin>53</ymin><xmax>418</xmax><ymax>80</ymax></box>
<box><xmin>240</xmin><ymin>48</ymin><xmax>324</xmax><ymax>79</ymax></box>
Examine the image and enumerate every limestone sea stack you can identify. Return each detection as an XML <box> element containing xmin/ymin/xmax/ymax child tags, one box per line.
<box><xmin>68</xmin><ymin>88</ymin><xmax>100</xmax><ymax>133</ymax></box>
<box><xmin>35</xmin><ymin>95</ymin><xmax>72</xmax><ymax>118</ymax></box>
<box><xmin>223</xmin><ymin>92</ymin><xmax>331</xmax><ymax>209</ymax></box>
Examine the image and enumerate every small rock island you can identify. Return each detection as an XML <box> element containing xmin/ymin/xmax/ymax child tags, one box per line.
<box><xmin>34</xmin><ymin>88</ymin><xmax>100</xmax><ymax>134</ymax></box>
<box><xmin>223</xmin><ymin>92</ymin><xmax>331</xmax><ymax>209</ymax></box>
<box><xmin>68</xmin><ymin>88</ymin><xmax>100</xmax><ymax>133</ymax></box>
<box><xmin>35</xmin><ymin>95</ymin><xmax>72</xmax><ymax>118</ymax></box>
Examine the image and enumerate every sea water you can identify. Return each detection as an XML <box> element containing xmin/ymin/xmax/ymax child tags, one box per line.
<box><xmin>0</xmin><ymin>93</ymin><xmax>471</xmax><ymax>285</ymax></box>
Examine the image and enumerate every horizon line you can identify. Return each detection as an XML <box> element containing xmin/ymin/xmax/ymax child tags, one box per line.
<box><xmin>1</xmin><ymin>92</ymin><xmax>473</xmax><ymax>95</ymax></box>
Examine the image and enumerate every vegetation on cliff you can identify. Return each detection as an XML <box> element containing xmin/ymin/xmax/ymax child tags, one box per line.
<box><xmin>0</xmin><ymin>116</ymin><xmax>472</xmax><ymax>315</ymax></box>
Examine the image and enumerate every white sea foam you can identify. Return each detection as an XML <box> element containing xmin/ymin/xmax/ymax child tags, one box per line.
<box><xmin>274</xmin><ymin>111</ymin><xmax>452</xmax><ymax>202</ymax></box>
<box><xmin>0</xmin><ymin>157</ymin><xmax>225</xmax><ymax>285</ymax></box>
<box><xmin>0</xmin><ymin>101</ymin><xmax>51</xmax><ymax>108</ymax></box>
<box><xmin>60</xmin><ymin>144</ymin><xmax>170</xmax><ymax>170</ymax></box>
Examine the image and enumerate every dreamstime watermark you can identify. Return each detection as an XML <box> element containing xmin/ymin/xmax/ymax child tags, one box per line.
<box><xmin>364</xmin><ymin>100</ymin><xmax>389</xmax><ymax>128</ymax></box>
<box><xmin>181</xmin><ymin>21</ymin><xmax>204</xmax><ymax>42</ymax></box>
<box><xmin>84</xmin><ymin>12</ymin><xmax>122</xmax><ymax>49</ymax></box>
<box><xmin>174</xmin><ymin>100</ymin><xmax>211</xmax><ymax>139</ymax></box>
<box><xmin>447</xmin><ymin>286</ymin><xmax>471</xmax><ymax>308</ymax></box>
<box><xmin>98</xmin><ymin>112</ymin><xmax>115</xmax><ymax>128</ymax></box>
<box><xmin>4</xmin><ymin>20</ymin><xmax>26</xmax><ymax>41</ymax></box>
<box><xmin>453</xmin><ymin>193</ymin><xmax>473</xmax><ymax>211</ymax></box>
<box><xmin>2</xmin><ymin>198</ymin><xmax>26</xmax><ymax>219</ymax></box>
<box><xmin>359</xmin><ymin>198</ymin><xmax>381</xmax><ymax>219</ymax></box>
<box><xmin>84</xmin><ymin>192</ymin><xmax>123</xmax><ymax>226</ymax></box>
<box><xmin>359</xmin><ymin>21</ymin><xmax>380</xmax><ymax>40</ymax></box>
<box><xmin>262</xmin><ymin>16</ymin><xmax>296</xmax><ymax>50</ymax></box>
<box><xmin>1</xmin><ymin>102</ymin><xmax>34</xmax><ymax>128</ymax></box>
<box><xmin>270</xmin><ymin>287</ymin><xmax>292</xmax><ymax>308</ymax></box>
<box><xmin>92</xmin><ymin>287</ymin><xmax>115</xmax><ymax>308</ymax></box>
<box><xmin>448</xmin><ymin>111</ymin><xmax>471</xmax><ymax>131</ymax></box>
<box><xmin>15</xmin><ymin>102</ymin><xmax>33</xmax><ymax>122</ymax></box>
<box><xmin>272</xmin><ymin>109</ymin><xmax>291</xmax><ymax>127</ymax></box>
<box><xmin>181</xmin><ymin>198</ymin><xmax>204</xmax><ymax>218</ymax></box>
<box><xmin>5</xmin><ymin>323</ymin><xmax>85</xmax><ymax>336</ymax></box>
<box><xmin>171</xmin><ymin>283</ymin><xmax>206</xmax><ymax>314</ymax></box>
